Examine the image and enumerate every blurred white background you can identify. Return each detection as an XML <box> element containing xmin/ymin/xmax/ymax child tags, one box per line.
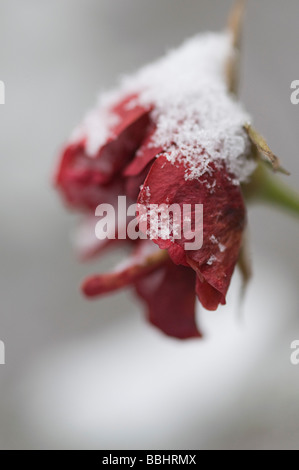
<box><xmin>0</xmin><ymin>0</ymin><xmax>298</xmax><ymax>449</ymax></box>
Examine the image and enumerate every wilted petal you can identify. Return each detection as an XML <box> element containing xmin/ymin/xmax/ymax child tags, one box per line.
<box><xmin>93</xmin><ymin>95</ymin><xmax>152</xmax><ymax>183</ymax></box>
<box><xmin>135</xmin><ymin>261</ymin><xmax>201</xmax><ymax>339</ymax></box>
<box><xmin>124</xmin><ymin>126</ymin><xmax>163</xmax><ymax>177</ymax></box>
<box><xmin>55</xmin><ymin>94</ymin><xmax>152</xmax><ymax>210</ymax></box>
<box><xmin>82</xmin><ymin>241</ymin><xmax>168</xmax><ymax>297</ymax></box>
<box><xmin>195</xmin><ymin>277</ymin><xmax>225</xmax><ymax>311</ymax></box>
<box><xmin>138</xmin><ymin>154</ymin><xmax>246</xmax><ymax>310</ymax></box>
<box><xmin>125</xmin><ymin>163</ymin><xmax>153</xmax><ymax>200</ymax></box>
<box><xmin>55</xmin><ymin>141</ymin><xmax>124</xmax><ymax>210</ymax></box>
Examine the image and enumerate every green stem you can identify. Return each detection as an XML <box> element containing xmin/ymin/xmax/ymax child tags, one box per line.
<box><xmin>242</xmin><ymin>163</ymin><xmax>299</xmax><ymax>217</ymax></box>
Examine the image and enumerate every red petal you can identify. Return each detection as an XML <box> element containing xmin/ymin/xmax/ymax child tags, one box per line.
<box><xmin>94</xmin><ymin>95</ymin><xmax>152</xmax><ymax>183</ymax></box>
<box><xmin>55</xmin><ymin>94</ymin><xmax>152</xmax><ymax>210</ymax></box>
<box><xmin>125</xmin><ymin>162</ymin><xmax>152</xmax><ymax>201</ymax></box>
<box><xmin>137</xmin><ymin>154</ymin><xmax>246</xmax><ymax>310</ymax></box>
<box><xmin>124</xmin><ymin>126</ymin><xmax>163</xmax><ymax>177</ymax></box>
<box><xmin>82</xmin><ymin>241</ymin><xmax>168</xmax><ymax>297</ymax></box>
<box><xmin>195</xmin><ymin>277</ymin><xmax>225</xmax><ymax>311</ymax></box>
<box><xmin>55</xmin><ymin>141</ymin><xmax>124</xmax><ymax>210</ymax></box>
<box><xmin>135</xmin><ymin>261</ymin><xmax>201</xmax><ymax>339</ymax></box>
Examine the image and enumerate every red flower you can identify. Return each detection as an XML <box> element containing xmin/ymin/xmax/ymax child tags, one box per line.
<box><xmin>55</xmin><ymin>32</ymin><xmax>255</xmax><ymax>339</ymax></box>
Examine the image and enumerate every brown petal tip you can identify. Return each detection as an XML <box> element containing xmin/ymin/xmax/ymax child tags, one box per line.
<box><xmin>244</xmin><ymin>124</ymin><xmax>290</xmax><ymax>176</ymax></box>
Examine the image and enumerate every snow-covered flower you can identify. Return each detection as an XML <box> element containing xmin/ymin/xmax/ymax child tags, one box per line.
<box><xmin>54</xmin><ymin>3</ymin><xmax>297</xmax><ymax>339</ymax></box>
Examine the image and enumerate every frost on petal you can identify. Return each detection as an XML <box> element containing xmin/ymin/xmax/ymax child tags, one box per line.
<box><xmin>135</xmin><ymin>261</ymin><xmax>201</xmax><ymax>339</ymax></box>
<box><xmin>110</xmin><ymin>33</ymin><xmax>255</xmax><ymax>185</ymax></box>
<box><xmin>138</xmin><ymin>154</ymin><xmax>246</xmax><ymax>310</ymax></box>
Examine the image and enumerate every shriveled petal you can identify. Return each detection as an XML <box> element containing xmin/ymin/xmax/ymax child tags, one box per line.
<box><xmin>55</xmin><ymin>94</ymin><xmax>152</xmax><ymax>210</ymax></box>
<box><xmin>135</xmin><ymin>261</ymin><xmax>201</xmax><ymax>339</ymax></box>
<box><xmin>93</xmin><ymin>95</ymin><xmax>152</xmax><ymax>183</ymax></box>
<box><xmin>123</xmin><ymin>127</ymin><xmax>162</xmax><ymax>200</ymax></box>
<box><xmin>124</xmin><ymin>126</ymin><xmax>163</xmax><ymax>177</ymax></box>
<box><xmin>138</xmin><ymin>154</ymin><xmax>246</xmax><ymax>310</ymax></box>
<box><xmin>195</xmin><ymin>277</ymin><xmax>225</xmax><ymax>311</ymax></box>
<box><xmin>82</xmin><ymin>241</ymin><xmax>168</xmax><ymax>297</ymax></box>
<box><xmin>125</xmin><ymin>163</ymin><xmax>153</xmax><ymax>200</ymax></box>
<box><xmin>55</xmin><ymin>141</ymin><xmax>124</xmax><ymax>210</ymax></box>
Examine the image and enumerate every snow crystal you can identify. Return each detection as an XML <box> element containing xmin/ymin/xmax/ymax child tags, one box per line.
<box><xmin>218</xmin><ymin>243</ymin><xmax>227</xmax><ymax>253</ymax></box>
<box><xmin>207</xmin><ymin>254</ymin><xmax>217</xmax><ymax>266</ymax></box>
<box><xmin>210</xmin><ymin>235</ymin><xmax>219</xmax><ymax>245</ymax></box>
<box><xmin>72</xmin><ymin>32</ymin><xmax>256</xmax><ymax>183</ymax></box>
<box><xmin>143</xmin><ymin>186</ymin><xmax>151</xmax><ymax>200</ymax></box>
<box><xmin>210</xmin><ymin>235</ymin><xmax>226</xmax><ymax>253</ymax></box>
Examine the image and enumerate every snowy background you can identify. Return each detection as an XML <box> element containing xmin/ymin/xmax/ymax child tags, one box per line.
<box><xmin>0</xmin><ymin>0</ymin><xmax>298</xmax><ymax>449</ymax></box>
